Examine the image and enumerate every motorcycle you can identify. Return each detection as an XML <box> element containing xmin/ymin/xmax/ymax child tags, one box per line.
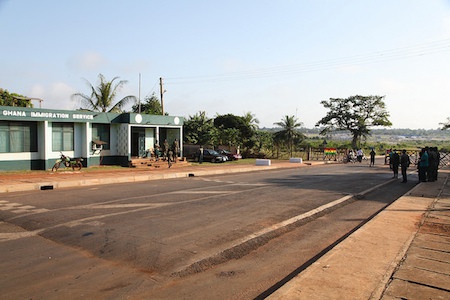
<box><xmin>52</xmin><ymin>152</ymin><xmax>83</xmax><ymax>172</ymax></box>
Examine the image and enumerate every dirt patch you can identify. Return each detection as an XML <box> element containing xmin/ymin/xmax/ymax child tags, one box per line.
<box><xmin>420</xmin><ymin>221</ymin><xmax>450</xmax><ymax>235</ymax></box>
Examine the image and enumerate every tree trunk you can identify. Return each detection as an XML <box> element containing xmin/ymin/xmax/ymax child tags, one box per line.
<box><xmin>351</xmin><ymin>134</ymin><xmax>359</xmax><ymax>149</ymax></box>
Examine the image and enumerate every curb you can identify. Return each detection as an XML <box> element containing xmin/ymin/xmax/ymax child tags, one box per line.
<box><xmin>0</xmin><ymin>163</ymin><xmax>310</xmax><ymax>194</ymax></box>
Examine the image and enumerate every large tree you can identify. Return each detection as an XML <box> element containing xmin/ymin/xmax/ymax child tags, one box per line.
<box><xmin>72</xmin><ymin>74</ymin><xmax>136</xmax><ymax>112</ymax></box>
<box><xmin>273</xmin><ymin>115</ymin><xmax>305</xmax><ymax>157</ymax></box>
<box><xmin>214</xmin><ymin>113</ymin><xmax>258</xmax><ymax>154</ymax></box>
<box><xmin>316</xmin><ymin>95</ymin><xmax>392</xmax><ymax>148</ymax></box>
<box><xmin>0</xmin><ymin>89</ymin><xmax>33</xmax><ymax>107</ymax></box>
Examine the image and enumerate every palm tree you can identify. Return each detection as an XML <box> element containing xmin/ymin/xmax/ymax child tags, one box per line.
<box><xmin>273</xmin><ymin>115</ymin><xmax>304</xmax><ymax>157</ymax></box>
<box><xmin>72</xmin><ymin>74</ymin><xmax>136</xmax><ymax>112</ymax></box>
<box><xmin>242</xmin><ymin>111</ymin><xmax>260</xmax><ymax>131</ymax></box>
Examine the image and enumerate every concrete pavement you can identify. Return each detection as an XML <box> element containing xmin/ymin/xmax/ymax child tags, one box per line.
<box><xmin>0</xmin><ymin>160</ymin><xmax>449</xmax><ymax>299</ymax></box>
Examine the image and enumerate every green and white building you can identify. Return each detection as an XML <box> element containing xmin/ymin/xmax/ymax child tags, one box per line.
<box><xmin>0</xmin><ymin>106</ymin><xmax>183</xmax><ymax>171</ymax></box>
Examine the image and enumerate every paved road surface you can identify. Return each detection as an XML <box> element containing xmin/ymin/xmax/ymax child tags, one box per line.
<box><xmin>1</xmin><ymin>161</ymin><xmax>423</xmax><ymax>299</ymax></box>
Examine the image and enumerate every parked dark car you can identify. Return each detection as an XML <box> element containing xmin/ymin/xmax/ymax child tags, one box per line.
<box><xmin>218</xmin><ymin>149</ymin><xmax>242</xmax><ymax>161</ymax></box>
<box><xmin>196</xmin><ymin>149</ymin><xmax>227</xmax><ymax>163</ymax></box>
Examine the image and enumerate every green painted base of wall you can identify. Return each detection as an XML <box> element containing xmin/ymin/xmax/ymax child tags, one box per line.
<box><xmin>0</xmin><ymin>160</ymin><xmax>45</xmax><ymax>171</ymax></box>
<box><xmin>1</xmin><ymin>156</ymin><xmax>130</xmax><ymax>171</ymax></box>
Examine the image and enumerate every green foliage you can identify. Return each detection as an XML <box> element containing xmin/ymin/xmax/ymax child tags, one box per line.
<box><xmin>316</xmin><ymin>95</ymin><xmax>392</xmax><ymax>148</ymax></box>
<box><xmin>440</xmin><ymin>117</ymin><xmax>450</xmax><ymax>130</ymax></box>
<box><xmin>273</xmin><ymin>115</ymin><xmax>305</xmax><ymax>157</ymax></box>
<box><xmin>0</xmin><ymin>89</ymin><xmax>33</xmax><ymax>107</ymax></box>
<box><xmin>213</xmin><ymin>112</ymin><xmax>259</xmax><ymax>156</ymax></box>
<box><xmin>132</xmin><ymin>94</ymin><xmax>164</xmax><ymax>115</ymax></box>
<box><xmin>183</xmin><ymin>111</ymin><xmax>216</xmax><ymax>146</ymax></box>
<box><xmin>72</xmin><ymin>74</ymin><xmax>136</xmax><ymax>112</ymax></box>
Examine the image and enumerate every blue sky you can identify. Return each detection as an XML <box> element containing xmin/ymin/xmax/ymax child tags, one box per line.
<box><xmin>1</xmin><ymin>0</ymin><xmax>450</xmax><ymax>130</ymax></box>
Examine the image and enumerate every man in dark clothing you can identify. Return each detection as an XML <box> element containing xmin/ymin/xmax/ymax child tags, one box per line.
<box><xmin>400</xmin><ymin>150</ymin><xmax>410</xmax><ymax>183</ymax></box>
<box><xmin>153</xmin><ymin>140</ymin><xmax>160</xmax><ymax>161</ymax></box>
<box><xmin>391</xmin><ymin>150</ymin><xmax>400</xmax><ymax>179</ymax></box>
<box><xmin>428</xmin><ymin>147</ymin><xmax>438</xmax><ymax>182</ymax></box>
<box><xmin>369</xmin><ymin>148</ymin><xmax>376</xmax><ymax>167</ymax></box>
<box><xmin>172</xmin><ymin>139</ymin><xmax>180</xmax><ymax>163</ymax></box>
<box><xmin>418</xmin><ymin>147</ymin><xmax>429</xmax><ymax>182</ymax></box>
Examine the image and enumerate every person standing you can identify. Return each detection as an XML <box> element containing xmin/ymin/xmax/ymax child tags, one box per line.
<box><xmin>427</xmin><ymin>147</ymin><xmax>438</xmax><ymax>182</ymax></box>
<box><xmin>172</xmin><ymin>139</ymin><xmax>180</xmax><ymax>163</ymax></box>
<box><xmin>400</xmin><ymin>149</ymin><xmax>410</xmax><ymax>183</ymax></box>
<box><xmin>162</xmin><ymin>139</ymin><xmax>169</xmax><ymax>161</ymax></box>
<box><xmin>369</xmin><ymin>148</ymin><xmax>376</xmax><ymax>167</ymax></box>
<box><xmin>198</xmin><ymin>145</ymin><xmax>204</xmax><ymax>164</ymax></box>
<box><xmin>418</xmin><ymin>147</ymin><xmax>429</xmax><ymax>182</ymax></box>
<box><xmin>153</xmin><ymin>140</ymin><xmax>160</xmax><ymax>161</ymax></box>
<box><xmin>356</xmin><ymin>148</ymin><xmax>363</xmax><ymax>162</ymax></box>
<box><xmin>391</xmin><ymin>150</ymin><xmax>400</xmax><ymax>179</ymax></box>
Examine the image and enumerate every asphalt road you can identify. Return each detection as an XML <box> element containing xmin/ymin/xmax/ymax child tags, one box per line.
<box><xmin>0</xmin><ymin>162</ymin><xmax>418</xmax><ymax>299</ymax></box>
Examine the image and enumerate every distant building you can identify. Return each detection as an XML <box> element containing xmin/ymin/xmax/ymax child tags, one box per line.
<box><xmin>0</xmin><ymin>106</ymin><xmax>183</xmax><ymax>171</ymax></box>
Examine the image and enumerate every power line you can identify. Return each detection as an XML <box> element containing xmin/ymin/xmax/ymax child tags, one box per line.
<box><xmin>164</xmin><ymin>38</ymin><xmax>450</xmax><ymax>85</ymax></box>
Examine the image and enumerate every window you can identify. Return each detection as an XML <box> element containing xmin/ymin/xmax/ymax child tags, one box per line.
<box><xmin>92</xmin><ymin>124</ymin><xmax>110</xmax><ymax>150</ymax></box>
<box><xmin>0</xmin><ymin>121</ymin><xmax>37</xmax><ymax>153</ymax></box>
<box><xmin>52</xmin><ymin>122</ymin><xmax>74</xmax><ymax>151</ymax></box>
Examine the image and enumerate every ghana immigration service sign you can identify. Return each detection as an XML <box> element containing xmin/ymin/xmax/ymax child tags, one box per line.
<box><xmin>0</xmin><ymin>106</ymin><xmax>95</xmax><ymax>122</ymax></box>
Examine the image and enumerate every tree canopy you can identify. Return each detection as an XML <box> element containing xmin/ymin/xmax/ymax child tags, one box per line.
<box><xmin>132</xmin><ymin>94</ymin><xmax>165</xmax><ymax>115</ymax></box>
<box><xmin>72</xmin><ymin>74</ymin><xmax>136</xmax><ymax>113</ymax></box>
<box><xmin>0</xmin><ymin>89</ymin><xmax>33</xmax><ymax>107</ymax></box>
<box><xmin>316</xmin><ymin>95</ymin><xmax>392</xmax><ymax>148</ymax></box>
<box><xmin>183</xmin><ymin>111</ymin><xmax>217</xmax><ymax>146</ymax></box>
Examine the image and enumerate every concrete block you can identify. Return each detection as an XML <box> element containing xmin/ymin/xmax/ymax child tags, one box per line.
<box><xmin>289</xmin><ymin>158</ymin><xmax>303</xmax><ymax>163</ymax></box>
<box><xmin>256</xmin><ymin>159</ymin><xmax>271</xmax><ymax>166</ymax></box>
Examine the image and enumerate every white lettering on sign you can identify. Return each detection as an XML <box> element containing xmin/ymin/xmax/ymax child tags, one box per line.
<box><xmin>72</xmin><ymin>114</ymin><xmax>94</xmax><ymax>120</ymax></box>
<box><xmin>2</xmin><ymin>110</ymin><xmax>26</xmax><ymax>117</ymax></box>
<box><xmin>1</xmin><ymin>109</ymin><xmax>94</xmax><ymax>120</ymax></box>
<box><xmin>31</xmin><ymin>112</ymin><xmax>70</xmax><ymax>119</ymax></box>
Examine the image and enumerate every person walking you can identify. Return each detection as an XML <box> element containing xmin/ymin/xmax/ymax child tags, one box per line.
<box><xmin>369</xmin><ymin>148</ymin><xmax>376</xmax><ymax>167</ymax></box>
<box><xmin>391</xmin><ymin>149</ymin><xmax>400</xmax><ymax>179</ymax></box>
<box><xmin>400</xmin><ymin>150</ymin><xmax>411</xmax><ymax>183</ymax></box>
<box><xmin>167</xmin><ymin>149</ymin><xmax>173</xmax><ymax>168</ymax></box>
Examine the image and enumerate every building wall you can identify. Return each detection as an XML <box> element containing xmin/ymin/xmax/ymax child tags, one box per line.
<box><xmin>0</xmin><ymin>106</ymin><xmax>183</xmax><ymax>171</ymax></box>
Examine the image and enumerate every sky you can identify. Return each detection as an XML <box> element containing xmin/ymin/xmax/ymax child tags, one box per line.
<box><xmin>1</xmin><ymin>0</ymin><xmax>450</xmax><ymax>130</ymax></box>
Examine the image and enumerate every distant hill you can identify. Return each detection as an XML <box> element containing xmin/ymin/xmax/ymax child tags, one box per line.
<box><xmin>261</xmin><ymin>127</ymin><xmax>450</xmax><ymax>141</ymax></box>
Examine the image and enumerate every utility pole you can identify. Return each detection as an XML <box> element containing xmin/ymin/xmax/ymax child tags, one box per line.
<box><xmin>138</xmin><ymin>73</ymin><xmax>141</xmax><ymax>113</ymax></box>
<box><xmin>159</xmin><ymin>77</ymin><xmax>165</xmax><ymax>115</ymax></box>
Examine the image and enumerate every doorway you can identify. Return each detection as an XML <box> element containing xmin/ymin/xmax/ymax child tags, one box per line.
<box><xmin>131</xmin><ymin>127</ymin><xmax>146</xmax><ymax>157</ymax></box>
